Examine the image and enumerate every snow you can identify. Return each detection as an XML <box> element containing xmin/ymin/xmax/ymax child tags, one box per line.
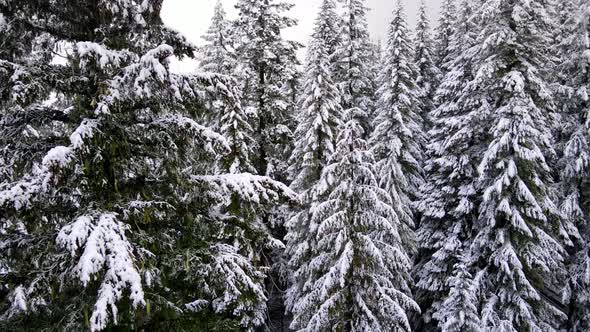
<box><xmin>57</xmin><ymin>213</ymin><xmax>145</xmax><ymax>332</ymax></box>
<box><xmin>207</xmin><ymin>243</ymin><xmax>267</xmax><ymax>327</ymax></box>
<box><xmin>77</xmin><ymin>42</ymin><xmax>128</xmax><ymax>69</ymax></box>
<box><xmin>99</xmin><ymin>0</ymin><xmax>148</xmax><ymax>25</ymax></box>
<box><xmin>3</xmin><ymin>0</ymin><xmax>589</xmax><ymax>330</ymax></box>
<box><xmin>42</xmin><ymin>146</ymin><xmax>74</xmax><ymax>169</ymax></box>
<box><xmin>0</xmin><ymin>119</ymin><xmax>96</xmax><ymax>211</ymax></box>
<box><xmin>0</xmin><ymin>13</ymin><xmax>8</xmax><ymax>32</ymax></box>
<box><xmin>154</xmin><ymin>113</ymin><xmax>230</xmax><ymax>153</ymax></box>
<box><xmin>193</xmin><ymin>173</ymin><xmax>298</xmax><ymax>206</ymax></box>
<box><xmin>290</xmin><ymin>113</ymin><xmax>418</xmax><ymax>331</ymax></box>
<box><xmin>70</xmin><ymin>119</ymin><xmax>100</xmax><ymax>149</ymax></box>
<box><xmin>57</xmin><ymin>216</ymin><xmax>93</xmax><ymax>256</ymax></box>
<box><xmin>0</xmin><ymin>179</ymin><xmax>40</xmax><ymax>210</ymax></box>
<box><xmin>11</xmin><ymin>286</ymin><xmax>27</xmax><ymax>315</ymax></box>
<box><xmin>133</xmin><ymin>45</ymin><xmax>174</xmax><ymax>97</ymax></box>
<box><xmin>504</xmin><ymin>71</ymin><xmax>525</xmax><ymax>93</ymax></box>
<box><xmin>185</xmin><ymin>299</ymin><xmax>209</xmax><ymax>312</ymax></box>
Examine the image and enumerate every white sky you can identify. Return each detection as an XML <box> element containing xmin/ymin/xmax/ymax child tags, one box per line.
<box><xmin>161</xmin><ymin>0</ymin><xmax>442</xmax><ymax>72</ymax></box>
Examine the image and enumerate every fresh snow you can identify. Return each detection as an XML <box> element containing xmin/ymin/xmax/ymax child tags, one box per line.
<box><xmin>2</xmin><ymin>0</ymin><xmax>590</xmax><ymax>331</ymax></box>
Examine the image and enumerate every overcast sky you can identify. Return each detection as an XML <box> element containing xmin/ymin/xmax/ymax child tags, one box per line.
<box><xmin>161</xmin><ymin>0</ymin><xmax>442</xmax><ymax>71</ymax></box>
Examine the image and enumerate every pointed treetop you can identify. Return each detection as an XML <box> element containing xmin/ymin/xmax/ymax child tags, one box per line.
<box><xmin>435</xmin><ymin>0</ymin><xmax>458</xmax><ymax>70</ymax></box>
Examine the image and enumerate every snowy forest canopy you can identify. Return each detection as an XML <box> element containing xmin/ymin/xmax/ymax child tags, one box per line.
<box><xmin>0</xmin><ymin>0</ymin><xmax>589</xmax><ymax>331</ymax></box>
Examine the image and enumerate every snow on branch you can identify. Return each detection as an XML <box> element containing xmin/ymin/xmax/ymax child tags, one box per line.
<box><xmin>192</xmin><ymin>174</ymin><xmax>298</xmax><ymax>207</ymax></box>
<box><xmin>152</xmin><ymin>113</ymin><xmax>230</xmax><ymax>154</ymax></box>
<box><xmin>0</xmin><ymin>118</ymin><xmax>102</xmax><ymax>210</ymax></box>
<box><xmin>98</xmin><ymin>0</ymin><xmax>150</xmax><ymax>26</ymax></box>
<box><xmin>57</xmin><ymin>213</ymin><xmax>145</xmax><ymax>332</ymax></box>
<box><xmin>76</xmin><ymin>42</ymin><xmax>133</xmax><ymax>70</ymax></box>
<box><xmin>1</xmin><ymin>286</ymin><xmax>27</xmax><ymax>320</ymax></box>
<box><xmin>208</xmin><ymin>243</ymin><xmax>267</xmax><ymax>327</ymax></box>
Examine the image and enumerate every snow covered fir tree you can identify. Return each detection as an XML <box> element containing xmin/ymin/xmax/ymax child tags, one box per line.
<box><xmin>334</xmin><ymin>0</ymin><xmax>377</xmax><ymax>136</ymax></box>
<box><xmin>0</xmin><ymin>1</ymin><xmax>296</xmax><ymax>331</ymax></box>
<box><xmin>555</xmin><ymin>0</ymin><xmax>590</xmax><ymax>330</ymax></box>
<box><xmin>414</xmin><ymin>0</ymin><xmax>484</xmax><ymax>330</ymax></box>
<box><xmin>467</xmin><ymin>0</ymin><xmax>571</xmax><ymax>329</ymax></box>
<box><xmin>2</xmin><ymin>0</ymin><xmax>590</xmax><ymax>331</ymax></box>
<box><xmin>199</xmin><ymin>0</ymin><xmax>235</xmax><ymax>76</ymax></box>
<box><xmin>288</xmin><ymin>109</ymin><xmax>419</xmax><ymax>331</ymax></box>
<box><xmin>285</xmin><ymin>0</ymin><xmax>342</xmax><ymax>325</ymax></box>
<box><xmin>371</xmin><ymin>0</ymin><xmax>425</xmax><ymax>256</ymax></box>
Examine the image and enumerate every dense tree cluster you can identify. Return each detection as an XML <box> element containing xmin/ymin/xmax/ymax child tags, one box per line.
<box><xmin>1</xmin><ymin>0</ymin><xmax>589</xmax><ymax>331</ymax></box>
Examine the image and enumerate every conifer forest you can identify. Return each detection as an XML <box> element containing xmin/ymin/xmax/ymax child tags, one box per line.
<box><xmin>1</xmin><ymin>0</ymin><xmax>590</xmax><ymax>331</ymax></box>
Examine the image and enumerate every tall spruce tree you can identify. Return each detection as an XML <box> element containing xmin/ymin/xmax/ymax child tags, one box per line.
<box><xmin>432</xmin><ymin>258</ymin><xmax>481</xmax><ymax>331</ymax></box>
<box><xmin>289</xmin><ymin>110</ymin><xmax>419</xmax><ymax>331</ymax></box>
<box><xmin>199</xmin><ymin>2</ymin><xmax>256</xmax><ymax>175</ymax></box>
<box><xmin>415</xmin><ymin>0</ymin><xmax>485</xmax><ymax>330</ymax></box>
<box><xmin>199</xmin><ymin>0</ymin><xmax>235</xmax><ymax>75</ymax></box>
<box><xmin>287</xmin><ymin>0</ymin><xmax>342</xmax><ymax>194</ymax></box>
<box><xmin>555</xmin><ymin>1</ymin><xmax>590</xmax><ymax>330</ymax></box>
<box><xmin>0</xmin><ymin>1</ymin><xmax>296</xmax><ymax>331</ymax></box>
<box><xmin>370</xmin><ymin>1</ymin><xmax>425</xmax><ymax>255</ymax></box>
<box><xmin>334</xmin><ymin>0</ymin><xmax>376</xmax><ymax>135</ymax></box>
<box><xmin>284</xmin><ymin>0</ymin><xmax>343</xmax><ymax>323</ymax></box>
<box><xmin>233</xmin><ymin>1</ymin><xmax>302</xmax><ymax>328</ymax></box>
<box><xmin>551</xmin><ymin>0</ymin><xmax>576</xmax><ymax>52</ymax></box>
<box><xmin>197</xmin><ymin>1</ymin><xmax>237</xmax><ymax>131</ymax></box>
<box><xmin>217</xmin><ymin>81</ymin><xmax>258</xmax><ymax>174</ymax></box>
<box><xmin>414</xmin><ymin>0</ymin><xmax>440</xmax><ymax>128</ymax></box>
<box><xmin>434</xmin><ymin>0</ymin><xmax>457</xmax><ymax>73</ymax></box>
<box><xmin>234</xmin><ymin>0</ymin><xmax>300</xmax><ymax>179</ymax></box>
<box><xmin>315</xmin><ymin>0</ymin><xmax>342</xmax><ymax>71</ymax></box>
<box><xmin>469</xmin><ymin>0</ymin><xmax>569</xmax><ymax>330</ymax></box>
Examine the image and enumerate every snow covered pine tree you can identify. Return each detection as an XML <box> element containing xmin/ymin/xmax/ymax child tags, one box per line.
<box><xmin>469</xmin><ymin>0</ymin><xmax>570</xmax><ymax>330</ymax></box>
<box><xmin>371</xmin><ymin>1</ymin><xmax>426</xmax><ymax>256</ymax></box>
<box><xmin>434</xmin><ymin>0</ymin><xmax>457</xmax><ymax>75</ymax></box>
<box><xmin>234</xmin><ymin>0</ymin><xmax>301</xmax><ymax>179</ymax></box>
<box><xmin>434</xmin><ymin>257</ymin><xmax>480</xmax><ymax>332</ymax></box>
<box><xmin>197</xmin><ymin>0</ymin><xmax>239</xmax><ymax>130</ymax></box>
<box><xmin>334</xmin><ymin>0</ymin><xmax>376</xmax><ymax>136</ymax></box>
<box><xmin>0</xmin><ymin>1</ymin><xmax>296</xmax><ymax>331</ymax></box>
<box><xmin>290</xmin><ymin>108</ymin><xmax>419</xmax><ymax>331</ymax></box>
<box><xmin>233</xmin><ymin>0</ymin><xmax>302</xmax><ymax>328</ymax></box>
<box><xmin>413</xmin><ymin>0</ymin><xmax>440</xmax><ymax>129</ymax></box>
<box><xmin>285</xmin><ymin>0</ymin><xmax>343</xmax><ymax>326</ymax></box>
<box><xmin>555</xmin><ymin>0</ymin><xmax>590</xmax><ymax>329</ymax></box>
<box><xmin>199</xmin><ymin>0</ymin><xmax>235</xmax><ymax>76</ymax></box>
<box><xmin>415</xmin><ymin>0</ymin><xmax>484</xmax><ymax>330</ymax></box>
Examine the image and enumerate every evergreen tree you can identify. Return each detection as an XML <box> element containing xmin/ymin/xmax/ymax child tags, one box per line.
<box><xmin>285</xmin><ymin>0</ymin><xmax>343</xmax><ymax>320</ymax></box>
<box><xmin>197</xmin><ymin>2</ymin><xmax>261</xmax><ymax>174</ymax></box>
<box><xmin>553</xmin><ymin>0</ymin><xmax>578</xmax><ymax>48</ymax></box>
<box><xmin>234</xmin><ymin>0</ymin><xmax>301</xmax><ymax>179</ymax></box>
<box><xmin>413</xmin><ymin>0</ymin><xmax>440</xmax><ymax>128</ymax></box>
<box><xmin>287</xmin><ymin>0</ymin><xmax>342</xmax><ymax>194</ymax></box>
<box><xmin>315</xmin><ymin>0</ymin><xmax>342</xmax><ymax>70</ymax></box>
<box><xmin>434</xmin><ymin>0</ymin><xmax>457</xmax><ymax>73</ymax></box>
<box><xmin>469</xmin><ymin>0</ymin><xmax>568</xmax><ymax>330</ymax></box>
<box><xmin>368</xmin><ymin>40</ymin><xmax>383</xmax><ymax>95</ymax></box>
<box><xmin>198</xmin><ymin>0</ymin><xmax>238</xmax><ymax>130</ymax></box>
<box><xmin>370</xmin><ymin>1</ymin><xmax>425</xmax><ymax>255</ymax></box>
<box><xmin>290</xmin><ymin>110</ymin><xmax>419</xmax><ymax>331</ymax></box>
<box><xmin>432</xmin><ymin>259</ymin><xmax>481</xmax><ymax>331</ymax></box>
<box><xmin>415</xmin><ymin>0</ymin><xmax>485</xmax><ymax>329</ymax></box>
<box><xmin>555</xmin><ymin>1</ymin><xmax>590</xmax><ymax>330</ymax></box>
<box><xmin>334</xmin><ymin>0</ymin><xmax>376</xmax><ymax>135</ymax></box>
<box><xmin>217</xmin><ymin>81</ymin><xmax>258</xmax><ymax>174</ymax></box>
<box><xmin>233</xmin><ymin>2</ymin><xmax>302</xmax><ymax>327</ymax></box>
<box><xmin>0</xmin><ymin>1</ymin><xmax>296</xmax><ymax>331</ymax></box>
<box><xmin>199</xmin><ymin>0</ymin><xmax>235</xmax><ymax>75</ymax></box>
